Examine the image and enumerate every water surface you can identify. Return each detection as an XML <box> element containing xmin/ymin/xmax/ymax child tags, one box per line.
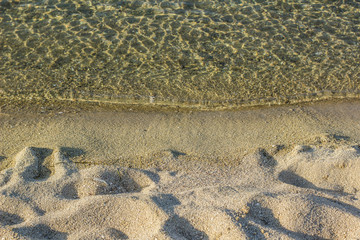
<box><xmin>1</xmin><ymin>0</ymin><xmax>359</xmax><ymax>108</ymax></box>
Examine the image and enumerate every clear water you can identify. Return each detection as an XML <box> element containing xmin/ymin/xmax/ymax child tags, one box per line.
<box><xmin>0</xmin><ymin>0</ymin><xmax>359</xmax><ymax>108</ymax></box>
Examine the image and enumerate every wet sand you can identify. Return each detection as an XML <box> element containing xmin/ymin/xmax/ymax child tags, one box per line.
<box><xmin>1</xmin><ymin>99</ymin><xmax>360</xmax><ymax>239</ymax></box>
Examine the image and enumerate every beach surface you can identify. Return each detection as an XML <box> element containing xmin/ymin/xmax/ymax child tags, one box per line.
<box><xmin>1</xmin><ymin>99</ymin><xmax>360</xmax><ymax>239</ymax></box>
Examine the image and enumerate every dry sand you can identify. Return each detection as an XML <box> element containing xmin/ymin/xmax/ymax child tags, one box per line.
<box><xmin>1</xmin><ymin>100</ymin><xmax>360</xmax><ymax>239</ymax></box>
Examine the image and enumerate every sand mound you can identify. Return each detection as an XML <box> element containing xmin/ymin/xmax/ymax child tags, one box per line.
<box><xmin>279</xmin><ymin>145</ymin><xmax>360</xmax><ymax>194</ymax></box>
<box><xmin>0</xmin><ymin>145</ymin><xmax>359</xmax><ymax>239</ymax></box>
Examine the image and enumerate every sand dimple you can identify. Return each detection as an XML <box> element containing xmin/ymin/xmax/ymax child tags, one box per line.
<box><xmin>76</xmin><ymin>166</ymin><xmax>155</xmax><ymax>197</ymax></box>
<box><xmin>0</xmin><ymin>146</ymin><xmax>360</xmax><ymax>239</ymax></box>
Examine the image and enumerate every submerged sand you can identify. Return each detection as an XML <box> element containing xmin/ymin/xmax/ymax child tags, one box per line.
<box><xmin>1</xmin><ymin>100</ymin><xmax>360</xmax><ymax>239</ymax></box>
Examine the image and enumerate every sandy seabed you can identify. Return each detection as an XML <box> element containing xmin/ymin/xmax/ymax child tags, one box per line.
<box><xmin>1</xmin><ymin>100</ymin><xmax>360</xmax><ymax>239</ymax></box>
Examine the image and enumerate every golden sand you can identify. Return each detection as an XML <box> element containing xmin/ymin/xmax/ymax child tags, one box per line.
<box><xmin>0</xmin><ymin>99</ymin><xmax>360</xmax><ymax>239</ymax></box>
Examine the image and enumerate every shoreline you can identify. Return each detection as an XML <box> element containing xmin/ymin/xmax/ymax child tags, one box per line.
<box><xmin>2</xmin><ymin>92</ymin><xmax>360</xmax><ymax>114</ymax></box>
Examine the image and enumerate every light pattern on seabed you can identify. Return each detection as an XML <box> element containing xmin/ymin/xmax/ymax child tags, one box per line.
<box><xmin>0</xmin><ymin>0</ymin><xmax>359</xmax><ymax>108</ymax></box>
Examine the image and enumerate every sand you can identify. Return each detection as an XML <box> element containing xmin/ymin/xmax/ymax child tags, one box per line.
<box><xmin>1</xmin><ymin>99</ymin><xmax>360</xmax><ymax>239</ymax></box>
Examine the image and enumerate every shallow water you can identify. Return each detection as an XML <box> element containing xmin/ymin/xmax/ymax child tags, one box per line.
<box><xmin>0</xmin><ymin>0</ymin><xmax>359</xmax><ymax>108</ymax></box>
